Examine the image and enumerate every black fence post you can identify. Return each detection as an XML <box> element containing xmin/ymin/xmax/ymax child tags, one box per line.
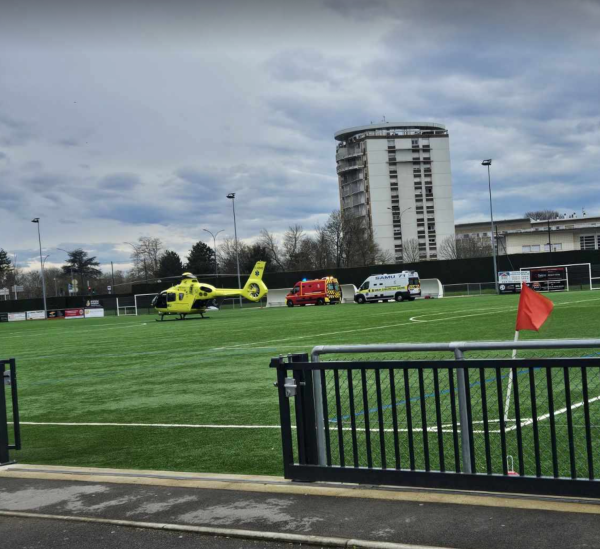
<box><xmin>0</xmin><ymin>359</ymin><xmax>18</xmax><ymax>465</ymax></box>
<box><xmin>290</xmin><ymin>353</ymin><xmax>319</xmax><ymax>466</ymax></box>
<box><xmin>272</xmin><ymin>357</ymin><xmax>294</xmax><ymax>478</ymax></box>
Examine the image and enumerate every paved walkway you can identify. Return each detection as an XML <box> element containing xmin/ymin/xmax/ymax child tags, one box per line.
<box><xmin>1</xmin><ymin>464</ymin><xmax>600</xmax><ymax>548</ymax></box>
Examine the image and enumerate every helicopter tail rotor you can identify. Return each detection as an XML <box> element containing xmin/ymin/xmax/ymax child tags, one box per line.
<box><xmin>241</xmin><ymin>261</ymin><xmax>268</xmax><ymax>302</ymax></box>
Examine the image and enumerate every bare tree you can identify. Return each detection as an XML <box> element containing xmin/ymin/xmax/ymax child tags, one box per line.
<box><xmin>127</xmin><ymin>237</ymin><xmax>163</xmax><ymax>280</ymax></box>
<box><xmin>282</xmin><ymin>224</ymin><xmax>308</xmax><ymax>271</ymax></box>
<box><xmin>439</xmin><ymin>235</ymin><xmax>492</xmax><ymax>260</ymax></box>
<box><xmin>402</xmin><ymin>238</ymin><xmax>421</xmax><ymax>263</ymax></box>
<box><xmin>525</xmin><ymin>210</ymin><xmax>561</xmax><ymax>221</ymax></box>
<box><xmin>258</xmin><ymin>229</ymin><xmax>285</xmax><ymax>271</ymax></box>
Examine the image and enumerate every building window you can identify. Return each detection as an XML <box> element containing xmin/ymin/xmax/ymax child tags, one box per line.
<box><xmin>522</xmin><ymin>245</ymin><xmax>531</xmax><ymax>253</ymax></box>
<box><xmin>531</xmin><ymin>245</ymin><xmax>540</xmax><ymax>252</ymax></box>
<box><xmin>580</xmin><ymin>235</ymin><xmax>596</xmax><ymax>250</ymax></box>
<box><xmin>544</xmin><ymin>243</ymin><xmax>563</xmax><ymax>251</ymax></box>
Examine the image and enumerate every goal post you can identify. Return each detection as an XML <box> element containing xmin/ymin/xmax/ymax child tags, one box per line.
<box><xmin>519</xmin><ymin>263</ymin><xmax>592</xmax><ymax>292</ymax></box>
<box><xmin>134</xmin><ymin>293</ymin><xmax>158</xmax><ymax>316</ymax></box>
<box><xmin>116</xmin><ymin>296</ymin><xmax>136</xmax><ymax>316</ymax></box>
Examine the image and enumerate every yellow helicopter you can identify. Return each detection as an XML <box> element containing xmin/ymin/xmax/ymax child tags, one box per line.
<box><xmin>151</xmin><ymin>261</ymin><xmax>268</xmax><ymax>321</ymax></box>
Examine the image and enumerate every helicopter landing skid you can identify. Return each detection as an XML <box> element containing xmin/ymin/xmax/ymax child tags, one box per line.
<box><xmin>156</xmin><ymin>313</ymin><xmax>209</xmax><ymax>322</ymax></box>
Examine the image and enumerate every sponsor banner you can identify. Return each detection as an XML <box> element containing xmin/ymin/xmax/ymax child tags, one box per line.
<box><xmin>529</xmin><ymin>267</ymin><xmax>567</xmax><ymax>291</ymax></box>
<box><xmin>8</xmin><ymin>312</ymin><xmax>26</xmax><ymax>322</ymax></box>
<box><xmin>47</xmin><ymin>309</ymin><xmax>65</xmax><ymax>320</ymax></box>
<box><xmin>85</xmin><ymin>298</ymin><xmax>103</xmax><ymax>308</ymax></box>
<box><xmin>27</xmin><ymin>310</ymin><xmax>46</xmax><ymax>320</ymax></box>
<box><xmin>498</xmin><ymin>271</ymin><xmax>530</xmax><ymax>284</ymax></box>
<box><xmin>84</xmin><ymin>308</ymin><xmax>105</xmax><ymax>318</ymax></box>
<box><xmin>65</xmin><ymin>308</ymin><xmax>85</xmax><ymax>319</ymax></box>
<box><xmin>0</xmin><ymin>312</ymin><xmax>8</xmax><ymax>322</ymax></box>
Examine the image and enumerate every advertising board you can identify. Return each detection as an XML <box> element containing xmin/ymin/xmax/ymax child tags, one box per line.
<box><xmin>0</xmin><ymin>313</ymin><xmax>8</xmax><ymax>322</ymax></box>
<box><xmin>8</xmin><ymin>312</ymin><xmax>26</xmax><ymax>322</ymax></box>
<box><xmin>528</xmin><ymin>267</ymin><xmax>567</xmax><ymax>291</ymax></box>
<box><xmin>26</xmin><ymin>310</ymin><xmax>46</xmax><ymax>320</ymax></box>
<box><xmin>84</xmin><ymin>308</ymin><xmax>105</xmax><ymax>318</ymax></box>
<box><xmin>65</xmin><ymin>308</ymin><xmax>85</xmax><ymax>319</ymax></box>
<box><xmin>47</xmin><ymin>310</ymin><xmax>65</xmax><ymax>320</ymax></box>
<box><xmin>498</xmin><ymin>271</ymin><xmax>530</xmax><ymax>294</ymax></box>
<box><xmin>85</xmin><ymin>299</ymin><xmax>103</xmax><ymax>308</ymax></box>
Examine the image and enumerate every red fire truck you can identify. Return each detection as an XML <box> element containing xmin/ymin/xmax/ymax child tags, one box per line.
<box><xmin>286</xmin><ymin>276</ymin><xmax>341</xmax><ymax>307</ymax></box>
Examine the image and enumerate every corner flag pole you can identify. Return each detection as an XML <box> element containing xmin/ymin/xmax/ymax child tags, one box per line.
<box><xmin>504</xmin><ymin>328</ymin><xmax>519</xmax><ymax>423</ymax></box>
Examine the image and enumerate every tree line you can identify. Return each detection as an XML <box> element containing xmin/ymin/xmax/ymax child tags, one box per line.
<box><xmin>0</xmin><ymin>208</ymin><xmax>569</xmax><ymax>299</ymax></box>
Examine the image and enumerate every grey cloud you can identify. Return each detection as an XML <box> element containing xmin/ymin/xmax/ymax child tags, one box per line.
<box><xmin>0</xmin><ymin>113</ymin><xmax>33</xmax><ymax>146</ymax></box>
<box><xmin>266</xmin><ymin>50</ymin><xmax>348</xmax><ymax>84</ymax></box>
<box><xmin>99</xmin><ymin>173</ymin><xmax>142</xmax><ymax>191</ymax></box>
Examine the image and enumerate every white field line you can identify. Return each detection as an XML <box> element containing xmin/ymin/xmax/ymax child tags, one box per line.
<box><xmin>505</xmin><ymin>395</ymin><xmax>600</xmax><ymax>432</ymax></box>
<box><xmin>20</xmin><ymin>421</ymin><xmax>281</xmax><ymax>429</ymax></box>
<box><xmin>19</xmin><ymin>420</ymin><xmax>494</xmax><ymax>435</ymax></box>
<box><xmin>408</xmin><ymin>296</ymin><xmax>600</xmax><ymax>324</ymax></box>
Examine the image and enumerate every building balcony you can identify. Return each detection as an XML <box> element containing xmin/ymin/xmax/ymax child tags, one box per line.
<box><xmin>337</xmin><ymin>162</ymin><xmax>364</xmax><ymax>174</ymax></box>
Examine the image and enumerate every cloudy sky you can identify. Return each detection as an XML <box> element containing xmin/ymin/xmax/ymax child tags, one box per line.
<box><xmin>1</xmin><ymin>0</ymin><xmax>599</xmax><ymax>272</ymax></box>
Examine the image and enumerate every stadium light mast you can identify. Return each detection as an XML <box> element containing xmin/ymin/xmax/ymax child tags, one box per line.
<box><xmin>31</xmin><ymin>218</ymin><xmax>48</xmax><ymax>316</ymax></box>
<box><xmin>203</xmin><ymin>228</ymin><xmax>224</xmax><ymax>280</ymax></box>
<box><xmin>226</xmin><ymin>193</ymin><xmax>243</xmax><ymax>308</ymax></box>
<box><xmin>482</xmin><ymin>160</ymin><xmax>499</xmax><ymax>294</ymax></box>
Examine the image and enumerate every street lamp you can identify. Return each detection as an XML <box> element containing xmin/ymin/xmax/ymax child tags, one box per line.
<box><xmin>388</xmin><ymin>206</ymin><xmax>412</xmax><ymax>261</ymax></box>
<box><xmin>203</xmin><ymin>228</ymin><xmax>224</xmax><ymax>280</ymax></box>
<box><xmin>57</xmin><ymin>247</ymin><xmax>76</xmax><ymax>295</ymax></box>
<box><xmin>482</xmin><ymin>160</ymin><xmax>499</xmax><ymax>294</ymax></box>
<box><xmin>31</xmin><ymin>218</ymin><xmax>48</xmax><ymax>315</ymax></box>
<box><xmin>227</xmin><ymin>193</ymin><xmax>243</xmax><ymax>307</ymax></box>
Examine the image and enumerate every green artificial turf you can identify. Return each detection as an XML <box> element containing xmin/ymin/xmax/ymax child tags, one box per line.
<box><xmin>1</xmin><ymin>290</ymin><xmax>599</xmax><ymax>476</ymax></box>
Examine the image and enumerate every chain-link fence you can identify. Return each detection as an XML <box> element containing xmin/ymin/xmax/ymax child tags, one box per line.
<box><xmin>273</xmin><ymin>340</ymin><xmax>600</xmax><ymax>498</ymax></box>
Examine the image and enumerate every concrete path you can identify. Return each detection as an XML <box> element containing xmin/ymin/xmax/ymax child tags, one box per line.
<box><xmin>1</xmin><ymin>464</ymin><xmax>600</xmax><ymax>549</ymax></box>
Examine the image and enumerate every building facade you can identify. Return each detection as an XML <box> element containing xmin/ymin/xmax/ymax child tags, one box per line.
<box><xmin>455</xmin><ymin>216</ymin><xmax>600</xmax><ymax>255</ymax></box>
<box><xmin>335</xmin><ymin>122</ymin><xmax>455</xmax><ymax>262</ymax></box>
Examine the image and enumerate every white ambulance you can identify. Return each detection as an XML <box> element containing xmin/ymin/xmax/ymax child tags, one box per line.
<box><xmin>354</xmin><ymin>271</ymin><xmax>421</xmax><ymax>303</ymax></box>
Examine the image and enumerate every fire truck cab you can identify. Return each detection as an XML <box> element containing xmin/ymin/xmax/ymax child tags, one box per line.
<box><xmin>286</xmin><ymin>277</ymin><xmax>341</xmax><ymax>307</ymax></box>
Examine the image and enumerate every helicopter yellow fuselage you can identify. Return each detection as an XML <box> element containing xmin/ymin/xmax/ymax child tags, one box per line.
<box><xmin>152</xmin><ymin>261</ymin><xmax>267</xmax><ymax>319</ymax></box>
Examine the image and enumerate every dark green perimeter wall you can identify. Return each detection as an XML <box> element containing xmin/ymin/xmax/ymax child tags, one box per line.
<box><xmin>2</xmin><ymin>250</ymin><xmax>599</xmax><ymax>313</ymax></box>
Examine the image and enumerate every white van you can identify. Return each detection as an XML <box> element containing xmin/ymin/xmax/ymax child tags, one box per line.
<box><xmin>354</xmin><ymin>271</ymin><xmax>421</xmax><ymax>303</ymax></box>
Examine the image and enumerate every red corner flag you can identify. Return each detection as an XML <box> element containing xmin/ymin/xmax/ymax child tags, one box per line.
<box><xmin>515</xmin><ymin>283</ymin><xmax>554</xmax><ymax>331</ymax></box>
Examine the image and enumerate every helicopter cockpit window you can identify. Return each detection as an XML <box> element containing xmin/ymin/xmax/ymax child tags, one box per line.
<box><xmin>200</xmin><ymin>286</ymin><xmax>212</xmax><ymax>293</ymax></box>
<box><xmin>167</xmin><ymin>293</ymin><xmax>176</xmax><ymax>302</ymax></box>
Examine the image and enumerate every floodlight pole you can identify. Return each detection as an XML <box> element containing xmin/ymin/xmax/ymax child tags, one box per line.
<box><xmin>203</xmin><ymin>228</ymin><xmax>224</xmax><ymax>281</ymax></box>
<box><xmin>482</xmin><ymin>160</ymin><xmax>499</xmax><ymax>294</ymax></box>
<box><xmin>227</xmin><ymin>193</ymin><xmax>243</xmax><ymax>307</ymax></box>
<box><xmin>32</xmin><ymin>218</ymin><xmax>48</xmax><ymax>315</ymax></box>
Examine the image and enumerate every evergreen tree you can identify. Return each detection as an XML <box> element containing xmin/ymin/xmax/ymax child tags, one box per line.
<box><xmin>61</xmin><ymin>248</ymin><xmax>101</xmax><ymax>292</ymax></box>
<box><xmin>186</xmin><ymin>241</ymin><xmax>215</xmax><ymax>275</ymax></box>
<box><xmin>157</xmin><ymin>250</ymin><xmax>185</xmax><ymax>278</ymax></box>
<box><xmin>0</xmin><ymin>248</ymin><xmax>12</xmax><ymax>285</ymax></box>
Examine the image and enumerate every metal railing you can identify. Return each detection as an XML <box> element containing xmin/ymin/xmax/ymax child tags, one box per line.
<box><xmin>272</xmin><ymin>340</ymin><xmax>600</xmax><ymax>498</ymax></box>
<box><xmin>1</xmin><ymin>359</ymin><xmax>20</xmax><ymax>465</ymax></box>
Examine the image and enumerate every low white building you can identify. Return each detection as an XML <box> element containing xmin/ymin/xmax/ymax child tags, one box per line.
<box><xmin>456</xmin><ymin>216</ymin><xmax>600</xmax><ymax>255</ymax></box>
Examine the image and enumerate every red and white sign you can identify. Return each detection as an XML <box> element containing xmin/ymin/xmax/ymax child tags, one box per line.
<box><xmin>84</xmin><ymin>308</ymin><xmax>105</xmax><ymax>318</ymax></box>
<box><xmin>65</xmin><ymin>308</ymin><xmax>85</xmax><ymax>319</ymax></box>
